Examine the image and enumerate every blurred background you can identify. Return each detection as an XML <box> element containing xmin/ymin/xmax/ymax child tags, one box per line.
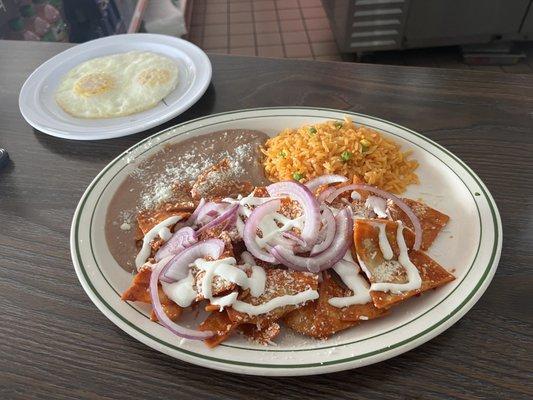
<box><xmin>2</xmin><ymin>0</ymin><xmax>533</xmax><ymax>73</ymax></box>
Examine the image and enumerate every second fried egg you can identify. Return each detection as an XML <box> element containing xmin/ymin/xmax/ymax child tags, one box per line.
<box><xmin>55</xmin><ymin>51</ymin><xmax>179</xmax><ymax>119</ymax></box>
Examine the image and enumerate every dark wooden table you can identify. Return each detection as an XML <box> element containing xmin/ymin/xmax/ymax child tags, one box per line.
<box><xmin>0</xmin><ymin>40</ymin><xmax>531</xmax><ymax>400</ymax></box>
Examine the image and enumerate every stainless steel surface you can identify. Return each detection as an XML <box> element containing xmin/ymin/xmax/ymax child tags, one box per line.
<box><xmin>323</xmin><ymin>0</ymin><xmax>533</xmax><ymax>53</ymax></box>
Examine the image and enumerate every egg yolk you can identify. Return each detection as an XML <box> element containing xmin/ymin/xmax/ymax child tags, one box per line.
<box><xmin>137</xmin><ymin>68</ymin><xmax>171</xmax><ymax>87</ymax></box>
<box><xmin>74</xmin><ymin>73</ymin><xmax>114</xmax><ymax>97</ymax></box>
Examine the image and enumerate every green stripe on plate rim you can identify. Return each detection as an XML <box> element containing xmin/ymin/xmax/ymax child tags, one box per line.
<box><xmin>73</xmin><ymin>107</ymin><xmax>500</xmax><ymax>369</ymax></box>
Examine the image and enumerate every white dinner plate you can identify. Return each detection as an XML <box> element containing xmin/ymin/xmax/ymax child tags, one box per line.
<box><xmin>19</xmin><ymin>33</ymin><xmax>211</xmax><ymax>140</ymax></box>
<box><xmin>70</xmin><ymin>107</ymin><xmax>502</xmax><ymax>376</ymax></box>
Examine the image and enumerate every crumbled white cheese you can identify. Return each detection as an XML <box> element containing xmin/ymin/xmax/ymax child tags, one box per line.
<box><xmin>135</xmin><ymin>133</ymin><xmax>257</xmax><ymax>211</ymax></box>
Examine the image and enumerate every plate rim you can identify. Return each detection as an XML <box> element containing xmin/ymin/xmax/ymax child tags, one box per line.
<box><xmin>70</xmin><ymin>106</ymin><xmax>502</xmax><ymax>376</ymax></box>
<box><xmin>18</xmin><ymin>33</ymin><xmax>212</xmax><ymax>141</ymax></box>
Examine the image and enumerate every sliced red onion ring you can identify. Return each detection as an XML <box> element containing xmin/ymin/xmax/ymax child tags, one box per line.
<box><xmin>196</xmin><ymin>202</ymin><xmax>228</xmax><ymax>226</ymax></box>
<box><xmin>161</xmin><ymin>239</ymin><xmax>225</xmax><ymax>282</ymax></box>
<box><xmin>243</xmin><ymin>199</ymin><xmax>279</xmax><ymax>263</ymax></box>
<box><xmin>282</xmin><ymin>231</ymin><xmax>308</xmax><ymax>249</ymax></box>
<box><xmin>316</xmin><ymin>225</ymin><xmax>327</xmax><ymax>243</ymax></box>
<box><xmin>270</xmin><ymin>207</ymin><xmax>353</xmax><ymax>273</ymax></box>
<box><xmin>155</xmin><ymin>226</ymin><xmax>197</xmax><ymax>261</ymax></box>
<box><xmin>305</xmin><ymin>174</ymin><xmax>348</xmax><ymax>192</ymax></box>
<box><xmin>196</xmin><ymin>204</ymin><xmax>239</xmax><ymax>234</ymax></box>
<box><xmin>325</xmin><ymin>184</ymin><xmax>422</xmax><ymax>250</ymax></box>
<box><xmin>310</xmin><ymin>206</ymin><xmax>336</xmax><ymax>256</ymax></box>
<box><xmin>272</xmin><ymin>233</ymin><xmax>297</xmax><ymax>249</ymax></box>
<box><xmin>267</xmin><ymin>181</ymin><xmax>321</xmax><ymax>248</ymax></box>
<box><xmin>282</xmin><ymin>206</ymin><xmax>335</xmax><ymax>254</ymax></box>
<box><xmin>317</xmin><ymin>186</ymin><xmax>338</xmax><ymax>203</ymax></box>
<box><xmin>149</xmin><ymin>261</ymin><xmax>213</xmax><ymax>340</ymax></box>
<box><xmin>187</xmin><ymin>198</ymin><xmax>206</xmax><ymax>225</ymax></box>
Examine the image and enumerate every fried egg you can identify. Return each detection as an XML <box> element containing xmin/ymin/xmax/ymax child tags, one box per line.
<box><xmin>55</xmin><ymin>51</ymin><xmax>179</xmax><ymax>119</ymax></box>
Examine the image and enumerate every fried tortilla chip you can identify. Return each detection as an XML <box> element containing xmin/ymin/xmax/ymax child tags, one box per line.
<box><xmin>191</xmin><ymin>158</ymin><xmax>254</xmax><ymax>200</ymax></box>
<box><xmin>194</xmin><ymin>267</ymin><xmax>237</xmax><ymax>303</ymax></box>
<box><xmin>328</xmin><ymin>272</ymin><xmax>388</xmax><ymax>323</ymax></box>
<box><xmin>121</xmin><ymin>268</ymin><xmax>152</xmax><ymax>303</ymax></box>
<box><xmin>137</xmin><ymin>209</ymin><xmax>191</xmax><ymax>236</ymax></box>
<box><xmin>278</xmin><ymin>197</ymin><xmax>303</xmax><ymax>220</ymax></box>
<box><xmin>237</xmin><ymin>188</ymin><xmax>301</xmax><ymax>223</ymax></box>
<box><xmin>226</xmin><ymin>268</ymin><xmax>318</xmax><ymax>325</ymax></box>
<box><xmin>121</xmin><ymin>267</ymin><xmax>183</xmax><ymax>321</ymax></box>
<box><xmin>123</xmin><ymin>260</ymin><xmax>238</xmax><ymax>319</ymax></box>
<box><xmin>354</xmin><ymin>219</ymin><xmax>454</xmax><ymax>309</ymax></box>
<box><xmin>135</xmin><ymin>210</ymin><xmax>192</xmax><ymax>268</ymax></box>
<box><xmin>149</xmin><ymin>303</ymin><xmax>182</xmax><ymax>322</ymax></box>
<box><xmin>199</xmin><ymin>310</ymin><xmax>238</xmax><ymax>348</ymax></box>
<box><xmin>238</xmin><ymin>322</ymin><xmax>281</xmax><ymax>345</ymax></box>
<box><xmin>192</xmin><ymin>242</ymin><xmax>239</xmax><ymax>303</ymax></box>
<box><xmin>251</xmin><ymin>186</ymin><xmax>269</xmax><ymax>198</ymax></box>
<box><xmin>370</xmin><ymin>250</ymin><xmax>455</xmax><ymax>309</ymax></box>
<box><xmin>282</xmin><ymin>301</ymin><xmax>319</xmax><ymax>338</ymax></box>
<box><xmin>387</xmin><ymin>198</ymin><xmax>449</xmax><ymax>250</ymax></box>
<box><xmin>315</xmin><ymin>177</ymin><xmax>380</xmax><ymax>218</ymax></box>
<box><xmin>284</xmin><ymin>272</ymin><xmax>386</xmax><ymax>338</ymax></box>
<box><xmin>198</xmin><ymin>225</ymin><xmax>240</xmax><ymax>249</ymax></box>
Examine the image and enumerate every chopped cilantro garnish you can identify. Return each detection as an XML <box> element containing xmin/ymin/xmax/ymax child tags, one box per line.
<box><xmin>278</xmin><ymin>150</ymin><xmax>287</xmax><ymax>158</ymax></box>
<box><xmin>334</xmin><ymin>121</ymin><xmax>343</xmax><ymax>129</ymax></box>
<box><xmin>308</xmin><ymin>126</ymin><xmax>317</xmax><ymax>135</ymax></box>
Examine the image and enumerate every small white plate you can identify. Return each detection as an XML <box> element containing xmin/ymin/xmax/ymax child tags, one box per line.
<box><xmin>19</xmin><ymin>33</ymin><xmax>211</xmax><ymax>140</ymax></box>
<box><xmin>71</xmin><ymin>107</ymin><xmax>502</xmax><ymax>376</ymax></box>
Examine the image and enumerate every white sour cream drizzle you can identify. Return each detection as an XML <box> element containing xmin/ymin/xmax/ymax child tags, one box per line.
<box><xmin>240</xmin><ymin>251</ymin><xmax>267</xmax><ymax>297</ymax></box>
<box><xmin>357</xmin><ymin>255</ymin><xmax>372</xmax><ymax>278</ymax></box>
<box><xmin>248</xmin><ymin>266</ymin><xmax>267</xmax><ymax>297</ymax></box>
<box><xmin>232</xmin><ymin>289</ymin><xmax>319</xmax><ymax>315</ymax></box>
<box><xmin>328</xmin><ymin>251</ymin><xmax>372</xmax><ymax>307</ymax></box>
<box><xmin>350</xmin><ymin>191</ymin><xmax>361</xmax><ymax>200</ymax></box>
<box><xmin>210</xmin><ymin>292</ymin><xmax>239</xmax><ymax>309</ymax></box>
<box><xmin>373</xmin><ymin>221</ymin><xmax>394</xmax><ymax>261</ymax></box>
<box><xmin>161</xmin><ymin>255</ymin><xmax>318</xmax><ymax>315</ymax></box>
<box><xmin>195</xmin><ymin>257</ymin><xmax>248</xmax><ymax>301</ymax></box>
<box><xmin>225</xmin><ymin>192</ymin><xmax>304</xmax><ymax>246</ymax></box>
<box><xmin>135</xmin><ymin>215</ymin><xmax>183</xmax><ymax>269</ymax></box>
<box><xmin>365</xmin><ymin>195</ymin><xmax>388</xmax><ymax>218</ymax></box>
<box><xmin>161</xmin><ymin>270</ymin><xmax>197</xmax><ymax>307</ymax></box>
<box><xmin>370</xmin><ymin>221</ymin><xmax>422</xmax><ymax>294</ymax></box>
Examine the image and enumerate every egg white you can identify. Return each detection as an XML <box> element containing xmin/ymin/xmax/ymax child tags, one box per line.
<box><xmin>55</xmin><ymin>51</ymin><xmax>179</xmax><ymax>119</ymax></box>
